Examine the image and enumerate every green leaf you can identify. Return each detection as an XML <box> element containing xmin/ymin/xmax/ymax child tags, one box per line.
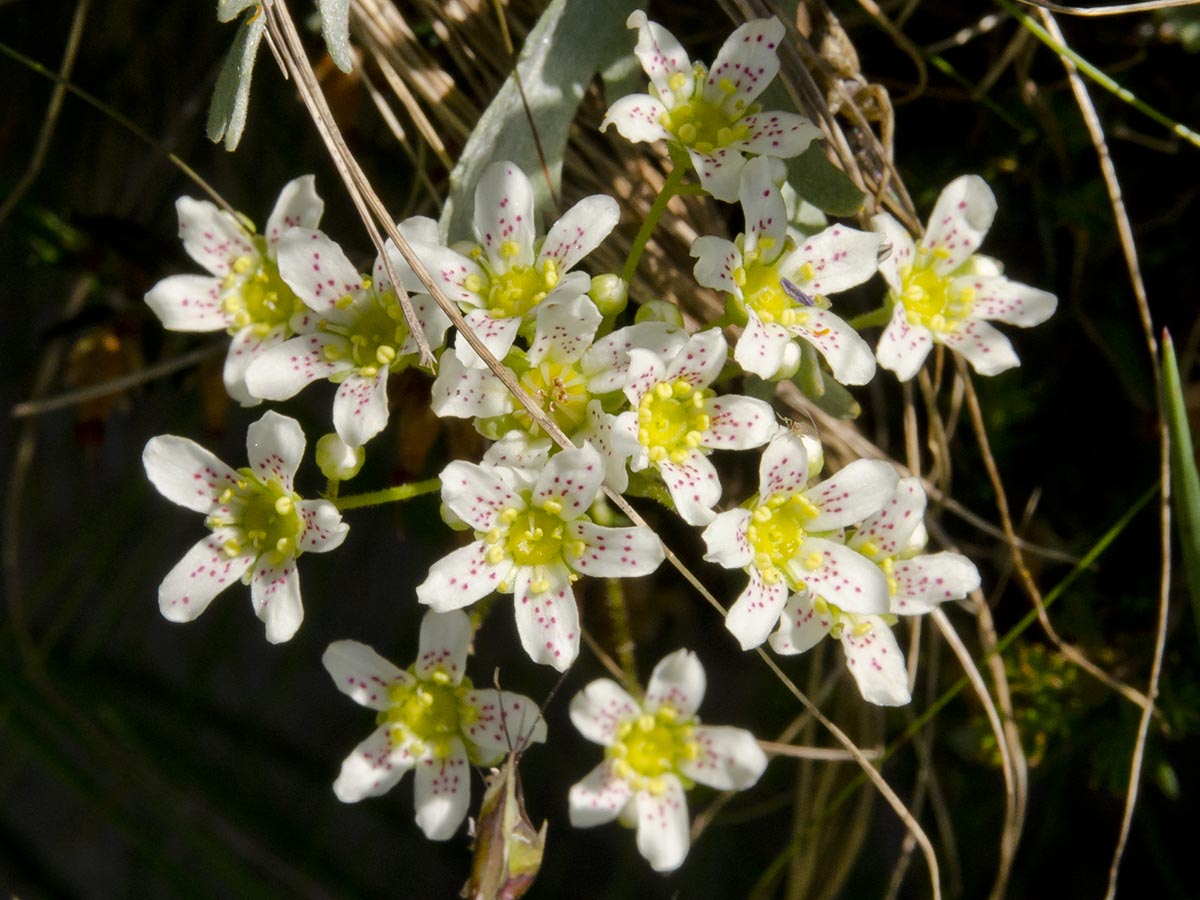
<box><xmin>440</xmin><ymin>0</ymin><xmax>644</xmax><ymax>242</ymax></box>
<box><xmin>318</xmin><ymin>0</ymin><xmax>353</xmax><ymax>73</ymax></box>
<box><xmin>206</xmin><ymin>8</ymin><xmax>267</xmax><ymax>151</ymax></box>
<box><xmin>795</xmin><ymin>343</ymin><xmax>861</xmax><ymax>419</ymax></box>
<box><xmin>786</xmin><ymin>143</ymin><xmax>866</xmax><ymax>218</ymax></box>
<box><xmin>1162</xmin><ymin>330</ymin><xmax>1200</xmax><ymax>643</ymax></box>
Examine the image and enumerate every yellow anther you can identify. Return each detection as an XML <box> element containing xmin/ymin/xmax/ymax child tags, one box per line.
<box><xmin>530</xmin><ymin>578</ymin><xmax>550</xmax><ymax>594</ymax></box>
<box><xmin>335</xmin><ymin>294</ymin><xmax>354</xmax><ymax>309</ymax></box>
<box><xmin>753</xmin><ymin>506</ymin><xmax>773</xmax><ymax>523</ymax></box>
<box><xmin>358</xmin><ymin>365</ymin><xmax>378</xmax><ymax>378</ymax></box>
<box><xmin>274</xmin><ymin>496</ymin><xmax>294</xmax><ymax>515</ymax></box>
<box><xmin>361</xmin><ymin>276</ymin><xmax>372</xmax><ymax>290</ymax></box>
<box><xmin>393</xmin><ymin>327</ymin><xmax>408</xmax><ymax>344</ymax></box>
<box><xmin>759</xmin><ymin>236</ymin><xmax>776</xmax><ymax>252</ymax></box>
<box><xmin>613</xmin><ymin>759</ymin><xmax>633</xmax><ymax>779</ymax></box>
<box><xmin>385</xmin><ymin>303</ymin><xmax>405</xmax><ymax>321</ymax></box>
<box><xmin>322</xmin><ymin>345</ymin><xmax>342</xmax><ymax>362</ymax></box>
<box><xmin>637</xmin><ymin>714</ymin><xmax>655</xmax><ymax>732</ymax></box>
<box><xmin>762</xmin><ymin>568</ymin><xmax>782</xmax><ymax>585</ymax></box>
<box><xmin>669</xmin><ymin>448</ymin><xmax>689</xmax><ymax>464</ymax></box>
<box><xmin>219</xmin><ymin>488</ymin><xmax>235</xmax><ymax>504</ymax></box>
<box><xmin>222</xmin><ymin>274</ymin><xmax>239</xmax><ymax>292</ymax></box>
<box><xmin>853</xmin><ymin>620</ymin><xmax>874</xmax><ymax>638</ymax></box>
<box><xmin>375</xmin><ymin>346</ymin><xmax>396</xmax><ymax>366</ymax></box>
<box><xmin>794</xmin><ymin>494</ymin><xmax>820</xmax><ymax>518</ymax></box>
<box><xmin>678</xmin><ymin>122</ymin><xmax>698</xmax><ymax>144</ymax></box>
<box><xmin>693</xmin><ymin>140</ymin><xmax>715</xmax><ymax>155</ymax></box>
<box><xmin>668</xmin><ymin>72</ymin><xmax>688</xmax><ymax>93</ymax></box>
<box><xmin>570</xmin><ymin>540</ymin><xmax>587</xmax><ymax>557</ymax></box>
<box><xmin>500</xmin><ymin>507</ymin><xmax>519</xmax><ymax>524</ymax></box>
<box><xmin>485</xmin><ymin>527</ymin><xmax>502</xmax><ymax>544</ymax></box>
<box><xmin>803</xmin><ymin>551</ymin><xmax>824</xmax><ymax>571</ymax></box>
<box><xmin>542</xmin><ymin>499</ymin><xmax>563</xmax><ymax>516</ymax></box>
<box><xmin>654</xmin><ymin>382</ymin><xmax>674</xmax><ymax>399</ymax></box>
<box><xmin>486</xmin><ymin>545</ymin><xmax>506</xmax><ymax>564</ymax></box>
<box><xmin>222</xmin><ymin>540</ymin><xmax>241</xmax><ymax>557</ymax></box>
<box><xmin>648</xmin><ymin>446</ymin><xmax>668</xmax><ymax>463</ymax></box>
<box><xmin>499</xmin><ymin>240</ymin><xmax>521</xmax><ymax>260</ymax></box>
<box><xmin>932</xmin><ymin>246</ymin><xmax>952</xmax><ymax>260</ymax></box>
<box><xmin>275</xmin><ymin>537</ymin><xmax>291</xmax><ymax>553</ymax></box>
<box><xmin>648</xmin><ymin>776</ymin><xmax>667</xmax><ymax>796</ymax></box>
<box><xmin>732</xmin><ymin>266</ymin><xmax>747</xmax><ymax>287</ymax></box>
<box><xmin>718</xmin><ymin>76</ymin><xmax>736</xmax><ymax>95</ymax></box>
<box><xmin>859</xmin><ymin>540</ymin><xmax>880</xmax><ymax>559</ymax></box>
<box><xmin>798</xmin><ymin>262</ymin><xmax>815</xmax><ymax>282</ymax></box>
<box><xmin>716</xmin><ymin>127</ymin><xmax>733</xmax><ymax>146</ymax></box>
<box><xmin>958</xmin><ymin>286</ymin><xmax>976</xmax><ymax>305</ymax></box>
<box><xmin>673</xmin><ymin>380</ymin><xmax>692</xmax><ymax>397</ymax></box>
<box><xmin>430</xmin><ymin>668</ymin><xmax>452</xmax><ymax>685</ymax></box>
<box><xmin>694</xmin><ymin>413</ymin><xmax>710</xmax><ymax>431</ymax></box>
<box><xmin>231</xmin><ymin>256</ymin><xmax>253</xmax><ymax>275</ymax></box>
<box><xmin>464</xmin><ymin>274</ymin><xmax>485</xmax><ymax>293</ymax></box>
<box><xmin>684</xmin><ymin>430</ymin><xmax>703</xmax><ymax>448</ymax></box>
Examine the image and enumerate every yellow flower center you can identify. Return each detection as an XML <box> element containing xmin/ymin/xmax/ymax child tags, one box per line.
<box><xmin>377</xmin><ymin>670</ymin><xmax>478</xmax><ymax>761</ymax></box>
<box><xmin>502</xmin><ymin>506</ymin><xmax>565</xmax><ymax>567</ymax></box>
<box><xmin>221</xmin><ymin>245</ymin><xmax>301</xmax><ymax>336</ymax></box>
<box><xmin>462</xmin><ymin>241</ymin><xmax>561</xmax><ymax>321</ymax></box>
<box><xmin>637</xmin><ymin>378</ymin><xmax>714</xmax><ymax>465</ymax></box>
<box><xmin>897</xmin><ymin>262</ymin><xmax>976</xmax><ymax>335</ymax></box>
<box><xmin>320</xmin><ymin>285</ymin><xmax>412</xmax><ymax>379</ymax></box>
<box><xmin>513</xmin><ymin>361</ymin><xmax>590</xmax><ymax>436</ymax></box>
<box><xmin>736</xmin><ymin>253</ymin><xmax>828</xmax><ymax>328</ymax></box>
<box><xmin>746</xmin><ymin>491</ymin><xmax>821</xmax><ymax>587</ymax></box>
<box><xmin>660</xmin><ymin>68</ymin><xmax>757</xmax><ymax>155</ymax></box>
<box><xmin>608</xmin><ymin>705</ymin><xmax>699</xmax><ymax>793</ymax></box>
<box><xmin>209</xmin><ymin>471</ymin><xmax>304</xmax><ymax>566</ymax></box>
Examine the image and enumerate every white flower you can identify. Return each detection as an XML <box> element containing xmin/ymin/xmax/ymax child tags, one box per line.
<box><xmin>415</xmin><ymin>444</ymin><xmax>665</xmax><ymax>671</ymax></box>
<box><xmin>873</xmin><ymin>175</ymin><xmax>1058</xmax><ymax>381</ymax></box>
<box><xmin>691</xmin><ymin>157</ymin><xmax>879</xmax><ymax>384</ymax></box>
<box><xmin>142</xmin><ymin>410</ymin><xmax>348</xmax><ymax>642</ymax></box>
<box><xmin>603</xmin><ymin>14</ymin><xmax>821</xmax><ymax>202</ymax></box>
<box><xmin>144</xmin><ymin>176</ymin><xmax>325</xmax><ymax>405</ymax></box>
<box><xmin>323</xmin><ymin>610</ymin><xmax>547</xmax><ymax>840</ymax></box>
<box><xmin>701</xmin><ymin>432</ymin><xmax>896</xmax><ymax>650</ymax></box>
<box><xmin>243</xmin><ymin>219</ymin><xmax>451</xmax><ymax>448</ymax></box>
<box><xmin>610</xmin><ymin>329</ymin><xmax>777</xmax><ymax>525</ymax></box>
<box><xmin>411</xmin><ymin>161</ymin><xmax>619</xmax><ymax>367</ymax></box>
<box><xmin>567</xmin><ymin>649</ymin><xmax>767</xmax><ymax>872</ymax></box>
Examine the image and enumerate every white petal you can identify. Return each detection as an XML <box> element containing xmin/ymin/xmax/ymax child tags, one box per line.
<box><xmin>626</xmin><ymin>11</ymin><xmax>692</xmax><ymax>100</ymax></box>
<box><xmin>645</xmin><ymin>648</ymin><xmax>705</xmax><ymax>717</ymax></box>
<box><xmin>658</xmin><ymin>452</ymin><xmax>722</xmax><ymax>526</ymax></box>
<box><xmin>620</xmin><ymin>347</ymin><xmax>668</xmax><ymax>407</ymax></box>
<box><xmin>964</xmin><ymin>276</ymin><xmax>1057</xmax><ymax>327</ymax></box>
<box><xmin>724</xmin><ymin>571</ymin><xmax>789</xmax><ymax>650</ymax></box>
<box><xmin>891</xmin><ymin>553</ymin><xmax>981</xmax><ymax>615</ymax></box>
<box><xmin>430</xmin><ymin>352</ymin><xmax>511</xmax><ymax>420</ymax></box>
<box><xmin>681</xmin><ymin>725</ymin><xmax>768</xmax><ymax>790</ymax></box>
<box><xmin>870</xmin><ymin>213</ymin><xmax>916</xmax><ymax>292</ymax></box>
<box><xmin>840</xmin><ymin>617</ymin><xmax>911</xmax><ymax>706</ymax></box>
<box><xmin>453</xmin><ymin>309</ymin><xmax>522</xmax><ymax>369</ymax></box>
<box><xmin>333</xmin><ymin>724</ymin><xmax>417</xmax><ymax>802</ymax></box>
<box><xmin>734</xmin><ymin>111</ymin><xmax>822</xmax><ymax>160</ymax></box>
<box><xmin>569</xmin><ymin>679</ymin><xmax>640</xmax><ymax>746</ymax></box>
<box><xmin>145</xmin><ymin>274</ymin><xmax>228</xmax><ymax>332</ymax></box>
<box><xmin>322</xmin><ymin>639</ymin><xmax>410</xmax><ymax>710</ymax></box>
<box><xmin>143</xmin><ymin>435</ymin><xmax>239</xmax><ymax>514</ymax></box>
<box><xmin>689</xmin><ymin>146</ymin><xmax>744</xmax><ymax>204</ymax></box>
<box><xmin>250</xmin><ymin>558</ymin><xmax>303</xmax><ymax>643</ymax></box>
<box><xmin>533</xmin><ymin>443</ymin><xmax>604</xmax><ymax>518</ymax></box>
<box><xmin>474</xmin><ymin>161</ymin><xmax>535</xmax><ymax>270</ymax></box>
<box><xmin>566</xmin><ymin>520</ymin><xmax>664</xmax><ymax>579</ymax></box>
<box><xmin>789</xmin><ymin>308</ymin><xmax>876</xmax><ymax>385</ymax></box>
<box><xmin>176</xmin><ymin>196</ymin><xmax>255</xmax><ymax>277</ymax></box>
<box><xmin>806</xmin><ymin>459</ymin><xmax>898</xmax><ymax>531</ymax></box>
<box><xmin>941</xmin><ymin>318</ymin><xmax>1019</xmax><ymax>376</ymax></box>
<box><xmin>703</xmin><ymin>17</ymin><xmax>784</xmax><ymax>108</ymax></box>
<box><xmin>512</xmin><ymin>564</ymin><xmax>580</xmax><ymax>671</ymax></box>
<box><xmin>849</xmin><ymin>476</ymin><xmax>925</xmax><ymax>557</ymax></box>
<box><xmin>244</xmin><ymin>332</ymin><xmax>348</xmax><ymax>401</ymax></box>
<box><xmin>583</xmin><ymin>322</ymin><xmax>688</xmax><ymax>394</ymax></box>
<box><xmin>738</xmin><ymin>156</ymin><xmax>787</xmax><ymax>256</ymax></box>
<box><xmin>333</xmin><ymin>371</ymin><xmax>391</xmax><ymax>447</ymax></box>
<box><xmin>569</xmin><ymin>760</ymin><xmax>634</xmax><ymax>827</ymax></box>
<box><xmin>703</xmin><ymin>394</ymin><xmax>776</xmax><ymax>450</ymax></box>
<box><xmin>668</xmin><ymin>328</ymin><xmax>728</xmax><ymax>387</ymax></box>
<box><xmin>756</xmin><ymin>432</ymin><xmax>810</xmax><ymax>497</ymax></box>
<box><xmin>583</xmin><ymin>401</ymin><xmax>632</xmax><ymax>492</ymax></box>
<box><xmin>528</xmin><ymin>295</ymin><xmax>602</xmax><ymax>366</ymax></box>
<box><xmin>224</xmin><ymin>323</ymin><xmax>289</xmax><ymax>407</ymax></box>
<box><xmin>409</xmin><ymin>241</ymin><xmax>486</xmax><ymax>308</ymax></box>
<box><xmin>415</xmin><ymin>609</ymin><xmax>471</xmax><ymax>682</ymax></box>
<box><xmin>416</xmin><ymin>541</ymin><xmax>508</xmax><ymax>612</ymax></box>
<box><xmin>414</xmin><ymin>743</ymin><xmax>471</xmax><ymax>840</ymax></box>
<box><xmin>265</xmin><ymin>175</ymin><xmax>324</xmax><ymax>250</ymax></box>
<box><xmin>701</xmin><ymin>508</ymin><xmax>753</xmax><ymax>569</ymax></box>
<box><xmin>276</xmin><ymin>228</ymin><xmax>364</xmax><ymax>312</ymax></box>
<box><xmin>245</xmin><ymin>409</ymin><xmax>305</xmax><ymax>492</ymax></box>
<box><xmin>876</xmin><ymin>304</ymin><xmax>933</xmax><ymax>382</ymax></box>
<box><xmin>922</xmin><ymin>174</ymin><xmax>996</xmax><ymax>274</ymax></box>
<box><xmin>794</xmin><ymin>537</ymin><xmax>890</xmax><ymax>616</ymax></box>
<box><xmin>635</xmin><ymin>776</ymin><xmax>691</xmax><ymax>872</ymax></box>
<box><xmin>481</xmin><ymin>433</ymin><xmax>551</xmax><ymax>472</ymax></box>
<box><xmin>440</xmin><ymin>459</ymin><xmax>520</xmax><ymax>531</ymax></box>
<box><xmin>539</xmin><ymin>195</ymin><xmax>620</xmax><ymax>273</ymax></box>
<box><xmin>463</xmin><ymin>689</ymin><xmax>547</xmax><ymax>764</ymax></box>
<box><xmin>298</xmin><ymin>499</ymin><xmax>350</xmax><ymax>553</ymax></box>
<box><xmin>735</xmin><ymin>311</ymin><xmax>792</xmax><ymax>380</ymax></box>
<box><xmin>690</xmin><ymin>235</ymin><xmax>742</xmax><ymax>294</ymax></box>
<box><xmin>158</xmin><ymin>529</ymin><xmax>253</xmax><ymax>622</ymax></box>
<box><xmin>768</xmin><ymin>591</ymin><xmax>832</xmax><ymax>655</ymax></box>
<box><xmin>600</xmin><ymin>93</ymin><xmax>671</xmax><ymax>143</ymax></box>
<box><xmin>783</xmin><ymin>223</ymin><xmax>881</xmax><ymax>296</ymax></box>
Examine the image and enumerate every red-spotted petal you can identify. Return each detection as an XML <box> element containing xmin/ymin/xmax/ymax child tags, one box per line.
<box><xmin>756</xmin><ymin>432</ymin><xmax>810</xmax><ymax>497</ymax></box>
<box><xmin>876</xmin><ymin>304</ymin><xmax>933</xmax><ymax>382</ymax></box>
<box><xmin>645</xmin><ymin>648</ymin><xmax>705</xmax><ymax>717</ymax></box>
<box><xmin>793</xmin><ymin>537</ymin><xmax>889</xmax><ymax>616</ymax></box>
<box><xmin>250</xmin><ymin>557</ymin><xmax>302</xmax><ymax>643</ymax></box>
<box><xmin>512</xmin><ymin>563</ymin><xmax>580</xmax><ymax>671</ymax></box>
<box><xmin>870</xmin><ymin>213</ymin><xmax>916</xmax><ymax>292</ymax></box>
<box><xmin>265</xmin><ymin>175</ymin><xmax>324</xmax><ymax>249</ymax></box>
<box><xmin>601</xmin><ymin>93</ymin><xmax>671</xmax><ymax>143</ymax></box>
<box><xmin>333</xmin><ymin>370</ymin><xmax>391</xmax><ymax>447</ymax></box>
<box><xmin>276</xmin><ymin>228</ymin><xmax>364</xmax><ymax>311</ymax></box>
<box><xmin>414</xmin><ymin>608</ymin><xmax>471</xmax><ymax>682</ymax></box>
<box><xmin>806</xmin><ymin>459</ymin><xmax>897</xmax><ymax>531</ymax></box>
<box><xmin>224</xmin><ymin>322</ymin><xmax>289</xmax><ymax>407</ymax></box>
<box><xmin>668</xmin><ymin>328</ymin><xmax>727</xmax><ymax>387</ymax></box>
<box><xmin>333</xmin><ymin>724</ymin><xmax>417</xmax><ymax>802</ymax></box>
<box><xmin>724</xmin><ymin>569</ymin><xmax>789</xmax><ymax>650</ymax></box>
<box><xmin>145</xmin><ymin>274</ymin><xmax>228</xmax><ymax>332</ymax></box>
<box><xmin>474</xmin><ymin>161</ymin><xmax>535</xmax><ymax>270</ymax></box>
<box><xmin>840</xmin><ymin>617</ymin><xmax>911</xmax><ymax>706</ymax></box>
<box><xmin>965</xmin><ymin>275</ymin><xmax>1057</xmax><ymax>327</ymax></box>
<box><xmin>734</xmin><ymin>111</ymin><xmax>821</xmax><ymax>160</ymax></box>
<box><xmin>143</xmin><ymin>435</ymin><xmax>240</xmax><ymax>514</ymax></box>
<box><xmin>891</xmin><ymin>553</ymin><xmax>980</xmax><ymax>615</ymax></box>
<box><xmin>701</xmin><ymin>507</ymin><xmax>753</xmax><ymax>569</ymax></box>
<box><xmin>414</xmin><ymin>741</ymin><xmax>471</xmax><ymax>840</ymax></box>
<box><xmin>245</xmin><ymin>332</ymin><xmax>349</xmax><ymax>401</ymax></box>
<box><xmin>735</xmin><ymin>311</ymin><xmax>791</xmax><ymax>380</ymax></box>
<box><xmin>658</xmin><ymin>452</ymin><xmax>722</xmax><ymax>526</ymax></box>
<box><xmin>691</xmin><ymin>235</ymin><xmax>742</xmax><ymax>295</ymax></box>
<box><xmin>941</xmin><ymin>318</ymin><xmax>1019</xmax><ymax>376</ymax></box>
<box><xmin>680</xmin><ymin>725</ymin><xmax>768</xmax><ymax>790</ymax></box>
<box><xmin>782</xmin><ymin>223</ymin><xmax>881</xmax><ymax>296</ymax></box>
<box><xmin>569</xmin><ymin>679</ymin><xmax>640</xmax><ymax>746</ymax></box>
<box><xmin>922</xmin><ymin>175</ymin><xmax>996</xmax><ymax>274</ymax></box>
<box><xmin>540</xmin><ymin>195</ymin><xmax>619</xmax><ymax>273</ymax></box>
<box><xmin>245</xmin><ymin>409</ymin><xmax>304</xmax><ymax>492</ymax></box>
<box><xmin>768</xmin><ymin>590</ymin><xmax>833</xmax><ymax>655</ymax></box>
<box><xmin>626</xmin><ymin>11</ymin><xmax>692</xmax><ymax>100</ymax></box>
<box><xmin>788</xmin><ymin>307</ymin><xmax>877</xmax><ymax>386</ymax></box>
<box><xmin>463</xmin><ymin>688</ymin><xmax>547</xmax><ymax>764</ymax></box>
<box><xmin>569</xmin><ymin>760</ymin><xmax>634</xmax><ymax>827</ymax></box>
<box><xmin>566</xmin><ymin>520</ymin><xmax>664</xmax><ymax>578</ymax></box>
<box><xmin>738</xmin><ymin>156</ymin><xmax>787</xmax><ymax>256</ymax></box>
<box><xmin>158</xmin><ymin>528</ymin><xmax>253</xmax><ymax>622</ymax></box>
<box><xmin>416</xmin><ymin>541</ymin><xmax>509</xmax><ymax>612</ymax></box>
<box><xmin>533</xmin><ymin>444</ymin><xmax>604</xmax><ymax>516</ymax></box>
<box><xmin>430</xmin><ymin>352</ymin><xmax>511</xmax><ymax>419</ymax></box>
<box><xmin>176</xmin><ymin>196</ymin><xmax>255</xmax><ymax>276</ymax></box>
<box><xmin>440</xmin><ymin>459</ymin><xmax>521</xmax><ymax>530</ymax></box>
<box><xmin>528</xmin><ymin>294</ymin><xmax>602</xmax><ymax>366</ymax></box>
<box><xmin>689</xmin><ymin>146</ymin><xmax>743</xmax><ymax>203</ymax></box>
<box><xmin>634</xmin><ymin>775</ymin><xmax>691</xmax><ymax>872</ymax></box>
<box><xmin>322</xmin><ymin>639</ymin><xmax>411</xmax><ymax>710</ymax></box>
<box><xmin>453</xmin><ymin>309</ymin><xmax>522</xmax><ymax>369</ymax></box>
<box><xmin>297</xmin><ymin>499</ymin><xmax>349</xmax><ymax>553</ymax></box>
<box><xmin>849</xmin><ymin>476</ymin><xmax>925</xmax><ymax>557</ymax></box>
<box><xmin>703</xmin><ymin>17</ymin><xmax>784</xmax><ymax>108</ymax></box>
<box><xmin>703</xmin><ymin>394</ymin><xmax>776</xmax><ymax>450</ymax></box>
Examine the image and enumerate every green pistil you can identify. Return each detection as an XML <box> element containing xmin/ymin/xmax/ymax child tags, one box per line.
<box><xmin>208</xmin><ymin>471</ymin><xmax>304</xmax><ymax>566</ymax></box>
<box><xmin>377</xmin><ymin>670</ymin><xmax>478</xmax><ymax>761</ymax></box>
<box><xmin>746</xmin><ymin>492</ymin><xmax>822</xmax><ymax>588</ymax></box>
<box><xmin>607</xmin><ymin>705</ymin><xmax>699</xmax><ymax>793</ymax></box>
<box><xmin>637</xmin><ymin>378</ymin><xmax>714</xmax><ymax>465</ymax></box>
<box><xmin>221</xmin><ymin>242</ymin><xmax>300</xmax><ymax>335</ymax></box>
<box><xmin>897</xmin><ymin>259</ymin><xmax>976</xmax><ymax>335</ymax></box>
<box><xmin>512</xmin><ymin>361</ymin><xmax>590</xmax><ymax>436</ymax></box>
<box><xmin>320</xmin><ymin>284</ymin><xmax>412</xmax><ymax>379</ymax></box>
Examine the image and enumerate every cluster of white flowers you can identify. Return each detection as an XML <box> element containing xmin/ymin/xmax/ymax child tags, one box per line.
<box><xmin>139</xmin><ymin>9</ymin><xmax>1056</xmax><ymax>877</ymax></box>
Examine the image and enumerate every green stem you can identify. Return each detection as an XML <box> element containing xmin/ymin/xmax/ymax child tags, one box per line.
<box><xmin>848</xmin><ymin>304</ymin><xmax>894</xmax><ymax>331</ymax></box>
<box><xmin>332</xmin><ymin>477</ymin><xmax>440</xmax><ymax>510</ymax></box>
<box><xmin>621</xmin><ymin>164</ymin><xmax>688</xmax><ymax>283</ymax></box>
<box><xmin>605</xmin><ymin>577</ymin><xmax>641</xmax><ymax>694</ymax></box>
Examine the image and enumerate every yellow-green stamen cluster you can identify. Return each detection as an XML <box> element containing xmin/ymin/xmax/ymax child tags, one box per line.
<box><xmin>511</xmin><ymin>361</ymin><xmax>590</xmax><ymax>436</ymax></box>
<box><xmin>746</xmin><ymin>491</ymin><xmax>822</xmax><ymax>587</ymax></box>
<box><xmin>660</xmin><ymin>68</ymin><xmax>757</xmax><ymax>154</ymax></box>
<box><xmin>220</xmin><ymin>241</ymin><xmax>301</xmax><ymax>336</ymax></box>
<box><xmin>897</xmin><ymin>253</ymin><xmax>976</xmax><ymax>335</ymax></box>
<box><xmin>464</xmin><ymin>242</ymin><xmax>561</xmax><ymax>320</ymax></box>
<box><xmin>376</xmin><ymin>668</ymin><xmax>479</xmax><ymax>761</ymax></box>
<box><xmin>319</xmin><ymin>279</ymin><xmax>414</xmax><ymax>379</ymax></box>
<box><xmin>637</xmin><ymin>378</ymin><xmax>713</xmax><ymax>464</ymax></box>
<box><xmin>735</xmin><ymin>249</ymin><xmax>829</xmax><ymax>328</ymax></box>
<box><xmin>607</xmin><ymin>704</ymin><xmax>699</xmax><ymax>794</ymax></box>
<box><xmin>207</xmin><ymin>470</ymin><xmax>304</xmax><ymax>566</ymax></box>
<box><xmin>483</xmin><ymin>501</ymin><xmax>586</xmax><ymax>594</ymax></box>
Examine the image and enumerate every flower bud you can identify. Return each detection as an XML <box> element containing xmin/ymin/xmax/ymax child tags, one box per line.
<box><xmin>634</xmin><ymin>299</ymin><xmax>684</xmax><ymax>327</ymax></box>
<box><xmin>589</xmin><ymin>274</ymin><xmax>628</xmax><ymax>316</ymax></box>
<box><xmin>316</xmin><ymin>433</ymin><xmax>365</xmax><ymax>481</ymax></box>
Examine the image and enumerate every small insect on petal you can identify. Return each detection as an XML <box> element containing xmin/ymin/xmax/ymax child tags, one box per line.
<box><xmin>780</xmin><ymin>277</ymin><xmax>815</xmax><ymax>307</ymax></box>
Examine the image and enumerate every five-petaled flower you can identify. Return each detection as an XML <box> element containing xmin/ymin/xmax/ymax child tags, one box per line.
<box><xmin>145</xmin><ymin>176</ymin><xmax>325</xmax><ymax>405</ymax></box>
<box><xmin>702</xmin><ymin>431</ymin><xmax>897</xmax><ymax>650</ymax></box>
<box><xmin>873</xmin><ymin>175</ymin><xmax>1058</xmax><ymax>381</ymax></box>
<box><xmin>323</xmin><ymin>610</ymin><xmax>546</xmax><ymax>839</ymax></box>
<box><xmin>415</xmin><ymin>444</ymin><xmax>665</xmax><ymax>671</ymax></box>
<box><xmin>142</xmin><ymin>410</ymin><xmax>348</xmax><ymax>642</ymax></box>
<box><xmin>603</xmin><ymin>13</ymin><xmax>821</xmax><ymax>202</ymax></box>
<box><xmin>692</xmin><ymin>157</ymin><xmax>880</xmax><ymax>384</ymax></box>
<box><xmin>568</xmin><ymin>649</ymin><xmax>767</xmax><ymax>872</ymax></box>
